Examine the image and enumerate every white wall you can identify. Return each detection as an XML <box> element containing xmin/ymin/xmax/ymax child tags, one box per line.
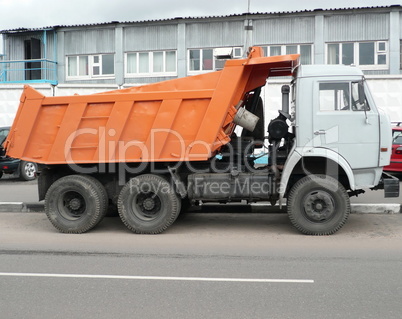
<box><xmin>0</xmin><ymin>84</ymin><xmax>119</xmax><ymax>126</ymax></box>
<box><xmin>55</xmin><ymin>84</ymin><xmax>119</xmax><ymax>96</ymax></box>
<box><xmin>366</xmin><ymin>76</ymin><xmax>402</xmax><ymax>123</ymax></box>
<box><xmin>264</xmin><ymin>77</ymin><xmax>402</xmax><ymax>126</ymax></box>
<box><xmin>0</xmin><ymin>84</ymin><xmax>53</xmax><ymax>127</ymax></box>
<box><xmin>1</xmin><ymin>78</ymin><xmax>402</xmax><ymax>128</ymax></box>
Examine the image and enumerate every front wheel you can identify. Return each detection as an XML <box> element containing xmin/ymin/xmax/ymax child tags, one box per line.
<box><xmin>118</xmin><ymin>174</ymin><xmax>181</xmax><ymax>234</ymax></box>
<box><xmin>287</xmin><ymin>175</ymin><xmax>350</xmax><ymax>235</ymax></box>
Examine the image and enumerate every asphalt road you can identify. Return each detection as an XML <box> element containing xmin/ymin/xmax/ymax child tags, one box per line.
<box><xmin>1</xmin><ymin>212</ymin><xmax>402</xmax><ymax>318</ymax></box>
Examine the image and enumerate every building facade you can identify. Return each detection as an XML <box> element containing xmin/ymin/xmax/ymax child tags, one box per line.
<box><xmin>1</xmin><ymin>5</ymin><xmax>402</xmax><ymax>125</ymax></box>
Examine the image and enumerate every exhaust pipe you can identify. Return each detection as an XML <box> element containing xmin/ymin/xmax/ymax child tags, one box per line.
<box><xmin>281</xmin><ymin>85</ymin><xmax>290</xmax><ymax>115</ymax></box>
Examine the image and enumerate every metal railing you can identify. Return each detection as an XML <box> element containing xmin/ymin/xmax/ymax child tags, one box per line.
<box><xmin>0</xmin><ymin>59</ymin><xmax>57</xmax><ymax>85</ymax></box>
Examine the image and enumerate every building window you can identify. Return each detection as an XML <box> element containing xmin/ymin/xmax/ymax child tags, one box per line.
<box><xmin>189</xmin><ymin>49</ymin><xmax>213</xmax><ymax>71</ymax></box>
<box><xmin>262</xmin><ymin>44</ymin><xmax>313</xmax><ymax>64</ymax></box>
<box><xmin>67</xmin><ymin>54</ymin><xmax>114</xmax><ymax>79</ymax></box>
<box><xmin>188</xmin><ymin>47</ymin><xmax>243</xmax><ymax>73</ymax></box>
<box><xmin>125</xmin><ymin>50</ymin><xmax>177</xmax><ymax>76</ymax></box>
<box><xmin>400</xmin><ymin>40</ymin><xmax>402</xmax><ymax>69</ymax></box>
<box><xmin>327</xmin><ymin>41</ymin><xmax>387</xmax><ymax>69</ymax></box>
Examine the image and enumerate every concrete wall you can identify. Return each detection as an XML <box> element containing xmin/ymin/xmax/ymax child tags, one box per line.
<box><xmin>1</xmin><ymin>78</ymin><xmax>402</xmax><ymax>128</ymax></box>
<box><xmin>366</xmin><ymin>76</ymin><xmax>402</xmax><ymax>122</ymax></box>
<box><xmin>0</xmin><ymin>84</ymin><xmax>54</xmax><ymax>127</ymax></box>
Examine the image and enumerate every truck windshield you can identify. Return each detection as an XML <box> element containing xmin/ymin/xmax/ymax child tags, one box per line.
<box><xmin>393</xmin><ymin>130</ymin><xmax>402</xmax><ymax>144</ymax></box>
<box><xmin>0</xmin><ymin>128</ymin><xmax>10</xmax><ymax>146</ymax></box>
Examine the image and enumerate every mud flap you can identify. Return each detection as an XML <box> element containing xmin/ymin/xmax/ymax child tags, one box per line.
<box><xmin>372</xmin><ymin>172</ymin><xmax>400</xmax><ymax>198</ymax></box>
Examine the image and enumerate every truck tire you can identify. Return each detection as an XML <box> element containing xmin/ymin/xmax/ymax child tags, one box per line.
<box><xmin>20</xmin><ymin>161</ymin><xmax>37</xmax><ymax>181</ymax></box>
<box><xmin>118</xmin><ymin>174</ymin><xmax>181</xmax><ymax>234</ymax></box>
<box><xmin>287</xmin><ymin>174</ymin><xmax>350</xmax><ymax>235</ymax></box>
<box><xmin>45</xmin><ymin>174</ymin><xmax>108</xmax><ymax>233</ymax></box>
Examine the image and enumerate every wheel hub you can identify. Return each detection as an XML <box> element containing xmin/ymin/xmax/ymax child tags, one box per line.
<box><xmin>25</xmin><ymin>163</ymin><xmax>35</xmax><ymax>177</ymax></box>
<box><xmin>304</xmin><ymin>191</ymin><xmax>334</xmax><ymax>221</ymax></box>
<box><xmin>133</xmin><ymin>192</ymin><xmax>162</xmax><ymax>220</ymax></box>
<box><xmin>142</xmin><ymin>198</ymin><xmax>156</xmax><ymax>211</ymax></box>
<box><xmin>69</xmin><ymin>198</ymin><xmax>82</xmax><ymax>211</ymax></box>
<box><xmin>315</xmin><ymin>202</ymin><xmax>323</xmax><ymax>210</ymax></box>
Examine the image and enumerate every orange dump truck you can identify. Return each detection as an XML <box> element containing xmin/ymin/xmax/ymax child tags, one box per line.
<box><xmin>4</xmin><ymin>46</ymin><xmax>398</xmax><ymax>235</ymax></box>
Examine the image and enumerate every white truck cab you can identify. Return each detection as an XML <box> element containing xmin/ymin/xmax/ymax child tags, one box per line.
<box><xmin>280</xmin><ymin>64</ymin><xmax>398</xmax><ymax>200</ymax></box>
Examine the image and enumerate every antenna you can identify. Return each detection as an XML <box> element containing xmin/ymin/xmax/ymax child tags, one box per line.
<box><xmin>244</xmin><ymin>0</ymin><xmax>253</xmax><ymax>56</ymax></box>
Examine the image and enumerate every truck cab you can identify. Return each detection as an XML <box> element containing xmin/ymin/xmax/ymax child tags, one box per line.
<box><xmin>280</xmin><ymin>65</ymin><xmax>394</xmax><ymax>198</ymax></box>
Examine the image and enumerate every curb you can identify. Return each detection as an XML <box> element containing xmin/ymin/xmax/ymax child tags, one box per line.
<box><xmin>350</xmin><ymin>203</ymin><xmax>401</xmax><ymax>214</ymax></box>
<box><xmin>250</xmin><ymin>203</ymin><xmax>401</xmax><ymax>214</ymax></box>
<box><xmin>0</xmin><ymin>202</ymin><xmax>45</xmax><ymax>213</ymax></box>
<box><xmin>0</xmin><ymin>202</ymin><xmax>400</xmax><ymax>214</ymax></box>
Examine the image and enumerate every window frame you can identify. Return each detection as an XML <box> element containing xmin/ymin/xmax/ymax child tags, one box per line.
<box><xmin>188</xmin><ymin>48</ymin><xmax>214</xmax><ymax>74</ymax></box>
<box><xmin>318</xmin><ymin>81</ymin><xmax>370</xmax><ymax>112</ymax></box>
<box><xmin>392</xmin><ymin>130</ymin><xmax>402</xmax><ymax>145</ymax></box>
<box><xmin>66</xmin><ymin>54</ymin><xmax>115</xmax><ymax>80</ymax></box>
<box><xmin>400</xmin><ymin>40</ymin><xmax>402</xmax><ymax>70</ymax></box>
<box><xmin>124</xmin><ymin>50</ymin><xmax>177</xmax><ymax>77</ymax></box>
<box><xmin>0</xmin><ymin>127</ymin><xmax>10</xmax><ymax>145</ymax></box>
<box><xmin>187</xmin><ymin>47</ymin><xmax>243</xmax><ymax>74</ymax></box>
<box><xmin>261</xmin><ymin>44</ymin><xmax>314</xmax><ymax>65</ymax></box>
<box><xmin>326</xmin><ymin>41</ymin><xmax>388</xmax><ymax>70</ymax></box>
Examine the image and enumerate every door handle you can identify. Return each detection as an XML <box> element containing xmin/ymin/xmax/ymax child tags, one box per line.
<box><xmin>314</xmin><ymin>130</ymin><xmax>326</xmax><ymax>135</ymax></box>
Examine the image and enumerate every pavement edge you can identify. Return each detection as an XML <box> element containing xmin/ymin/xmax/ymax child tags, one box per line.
<box><xmin>0</xmin><ymin>202</ymin><xmax>400</xmax><ymax>214</ymax></box>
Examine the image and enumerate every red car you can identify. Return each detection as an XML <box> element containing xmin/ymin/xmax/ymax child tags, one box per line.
<box><xmin>384</xmin><ymin>124</ymin><xmax>402</xmax><ymax>172</ymax></box>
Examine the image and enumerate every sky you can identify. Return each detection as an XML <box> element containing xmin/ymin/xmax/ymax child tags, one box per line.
<box><xmin>0</xmin><ymin>0</ymin><xmax>401</xmax><ymax>30</ymax></box>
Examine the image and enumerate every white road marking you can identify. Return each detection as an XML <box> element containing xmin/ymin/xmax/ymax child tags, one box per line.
<box><xmin>0</xmin><ymin>272</ymin><xmax>314</xmax><ymax>283</ymax></box>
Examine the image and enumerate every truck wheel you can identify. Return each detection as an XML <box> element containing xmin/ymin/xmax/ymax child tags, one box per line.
<box><xmin>287</xmin><ymin>174</ymin><xmax>350</xmax><ymax>235</ymax></box>
<box><xmin>45</xmin><ymin>175</ymin><xmax>108</xmax><ymax>233</ymax></box>
<box><xmin>20</xmin><ymin>161</ymin><xmax>37</xmax><ymax>181</ymax></box>
<box><xmin>118</xmin><ymin>174</ymin><xmax>181</xmax><ymax>234</ymax></box>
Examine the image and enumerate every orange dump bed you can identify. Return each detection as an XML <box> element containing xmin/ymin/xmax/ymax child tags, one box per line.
<box><xmin>4</xmin><ymin>47</ymin><xmax>299</xmax><ymax>165</ymax></box>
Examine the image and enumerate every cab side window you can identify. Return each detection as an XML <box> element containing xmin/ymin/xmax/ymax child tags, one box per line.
<box><xmin>319</xmin><ymin>82</ymin><xmax>370</xmax><ymax>112</ymax></box>
<box><xmin>319</xmin><ymin>82</ymin><xmax>350</xmax><ymax>111</ymax></box>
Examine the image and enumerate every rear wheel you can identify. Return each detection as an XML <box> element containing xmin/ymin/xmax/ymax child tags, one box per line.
<box><xmin>287</xmin><ymin>174</ymin><xmax>350</xmax><ymax>235</ymax></box>
<box><xmin>118</xmin><ymin>174</ymin><xmax>181</xmax><ymax>234</ymax></box>
<box><xmin>45</xmin><ymin>175</ymin><xmax>108</xmax><ymax>233</ymax></box>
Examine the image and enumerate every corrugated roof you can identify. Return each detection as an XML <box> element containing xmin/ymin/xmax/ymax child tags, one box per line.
<box><xmin>1</xmin><ymin>5</ymin><xmax>400</xmax><ymax>33</ymax></box>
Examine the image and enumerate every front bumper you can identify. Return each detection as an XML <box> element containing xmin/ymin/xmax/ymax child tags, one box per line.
<box><xmin>372</xmin><ymin>172</ymin><xmax>400</xmax><ymax>198</ymax></box>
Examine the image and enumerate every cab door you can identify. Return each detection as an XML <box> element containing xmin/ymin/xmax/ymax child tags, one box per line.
<box><xmin>312</xmin><ymin>80</ymin><xmax>379</xmax><ymax>169</ymax></box>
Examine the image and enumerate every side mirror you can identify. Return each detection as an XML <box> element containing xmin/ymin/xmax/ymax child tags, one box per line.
<box><xmin>358</xmin><ymin>82</ymin><xmax>365</xmax><ymax>105</ymax></box>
